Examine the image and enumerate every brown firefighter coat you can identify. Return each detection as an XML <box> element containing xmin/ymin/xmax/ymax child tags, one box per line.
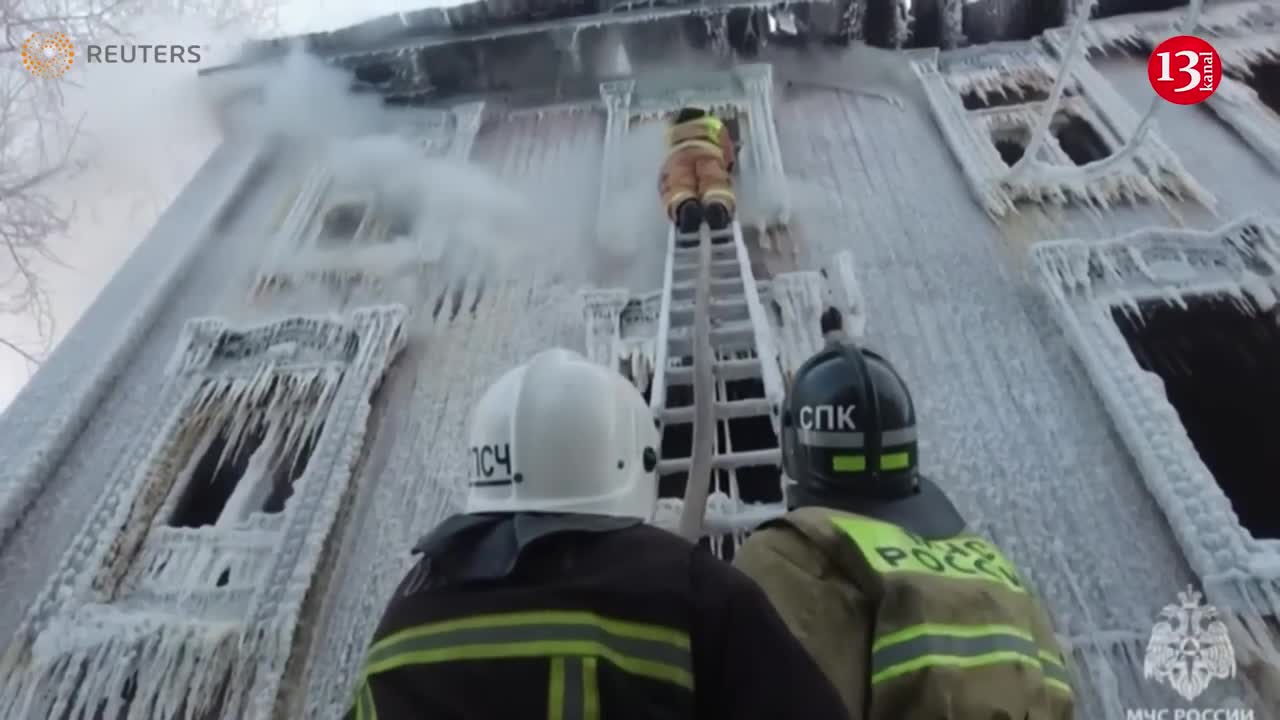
<box><xmin>660</xmin><ymin>116</ymin><xmax>737</xmax><ymax>219</ymax></box>
<box><xmin>734</xmin><ymin>507</ymin><xmax>1076</xmax><ymax>720</ymax></box>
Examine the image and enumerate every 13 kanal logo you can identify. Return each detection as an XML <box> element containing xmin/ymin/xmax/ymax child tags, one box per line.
<box><xmin>21</xmin><ymin>32</ymin><xmax>76</xmax><ymax>79</ymax></box>
<box><xmin>1148</xmin><ymin>35</ymin><xmax>1221</xmax><ymax>105</ymax></box>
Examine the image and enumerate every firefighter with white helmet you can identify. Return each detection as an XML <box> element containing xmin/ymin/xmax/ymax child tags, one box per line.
<box><xmin>347</xmin><ymin>348</ymin><xmax>848</xmax><ymax>720</ymax></box>
<box><xmin>733</xmin><ymin>309</ymin><xmax>1077</xmax><ymax>720</ymax></box>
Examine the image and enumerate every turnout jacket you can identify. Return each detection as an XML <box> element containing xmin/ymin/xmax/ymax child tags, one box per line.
<box><xmin>734</xmin><ymin>507</ymin><xmax>1076</xmax><ymax>720</ymax></box>
<box><xmin>347</xmin><ymin>512</ymin><xmax>849</xmax><ymax>720</ymax></box>
<box><xmin>666</xmin><ymin>116</ymin><xmax>736</xmax><ymax>172</ymax></box>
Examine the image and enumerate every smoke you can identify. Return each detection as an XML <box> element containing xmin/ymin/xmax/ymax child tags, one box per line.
<box><xmin>213</xmin><ymin>44</ymin><xmax>671</xmax><ymax>305</ymax></box>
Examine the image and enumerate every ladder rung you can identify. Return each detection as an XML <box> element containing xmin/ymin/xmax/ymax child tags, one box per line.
<box><xmin>666</xmin><ymin>357</ymin><xmax>762</xmax><ymax>382</ymax></box>
<box><xmin>669</xmin><ymin>298</ymin><xmax>749</xmax><ymax>324</ymax></box>
<box><xmin>661</xmin><ymin>397</ymin><xmax>772</xmax><ymax>423</ymax></box>
<box><xmin>673</xmin><ymin>260</ymin><xmax>740</xmax><ymax>277</ymax></box>
<box><xmin>656</xmin><ymin>447</ymin><xmax>781</xmax><ymax>474</ymax></box>
<box><xmin>671</xmin><ymin>277</ymin><xmax>743</xmax><ymax>294</ymax></box>
<box><xmin>670</xmin><ymin>296</ymin><xmax>747</xmax><ymax>313</ymax></box>
<box><xmin>675</xmin><ymin>243</ymin><xmax>737</xmax><ymax>257</ymax></box>
<box><xmin>668</xmin><ymin>323</ymin><xmax>756</xmax><ymax>353</ymax></box>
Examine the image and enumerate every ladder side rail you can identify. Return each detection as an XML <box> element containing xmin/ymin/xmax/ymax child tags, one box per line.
<box><xmin>649</xmin><ymin>225</ymin><xmax>679</xmax><ymax>414</ymax></box>
<box><xmin>731</xmin><ymin>222</ymin><xmax>785</xmax><ymax>426</ymax></box>
<box><xmin>678</xmin><ymin>226</ymin><xmax>716</xmax><ymax>542</ymax></box>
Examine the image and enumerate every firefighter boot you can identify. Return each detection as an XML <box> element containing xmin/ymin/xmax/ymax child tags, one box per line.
<box><xmin>705</xmin><ymin>201</ymin><xmax>732</xmax><ymax>239</ymax></box>
<box><xmin>675</xmin><ymin>199</ymin><xmax>703</xmax><ymax>244</ymax></box>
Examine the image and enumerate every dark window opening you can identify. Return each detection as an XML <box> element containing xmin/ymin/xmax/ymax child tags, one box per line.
<box><xmin>385</xmin><ymin>210</ymin><xmax>413</xmax><ymax>240</ymax></box>
<box><xmin>666</xmin><ymin>383</ymin><xmax>694</xmax><ymax>408</ymax></box>
<box><xmin>725</xmin><ymin>378</ymin><xmax>765</xmax><ymax>401</ymax></box>
<box><xmin>658</xmin><ymin>419</ymin><xmax>692</xmax><ymax>498</ymax></box>
<box><xmin>1091</xmin><ymin>0</ymin><xmax>1190</xmax><ymax>21</ymax></box>
<box><xmin>1111</xmin><ymin>294</ymin><xmax>1280</xmax><ymax>540</ymax></box>
<box><xmin>991</xmin><ymin>128</ymin><xmax>1030</xmax><ymax>166</ymax></box>
<box><xmin>353</xmin><ymin>62</ymin><xmax>395</xmax><ymax>85</ymax></box>
<box><xmin>261</xmin><ymin>424</ymin><xmax>323</xmax><ymax>514</ymax></box>
<box><xmin>661</xmin><ymin>422</ymin><xmax>693</xmax><ymax>464</ymax></box>
<box><xmin>1053</xmin><ymin>113</ymin><xmax>1111</xmax><ymax>165</ymax></box>
<box><xmin>1241</xmin><ymin>60</ymin><xmax>1280</xmax><ymax>116</ymax></box>
<box><xmin>169</xmin><ymin>417</ymin><xmax>322</xmax><ymax>529</ymax></box>
<box><xmin>170</xmin><ymin>422</ymin><xmax>268</xmax><ymax>529</ymax></box>
<box><xmin>319</xmin><ymin>203</ymin><xmax>366</xmax><ymax>246</ymax></box>
<box><xmin>962</xmin><ymin>84</ymin><xmax>1051</xmax><ymax>110</ymax></box>
<box><xmin>659</xmin><ymin>472</ymin><xmax>686</xmax><ymax>499</ymax></box>
<box><xmin>738</xmin><ymin>465</ymin><xmax>783</xmax><ymax>504</ymax></box>
<box><xmin>728</xmin><ymin>415</ymin><xmax>778</xmax><ymax>453</ymax></box>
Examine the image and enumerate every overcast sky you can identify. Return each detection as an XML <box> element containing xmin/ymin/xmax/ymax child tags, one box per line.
<box><xmin>0</xmin><ymin>1</ymin><xmax>461</xmax><ymax>412</ymax></box>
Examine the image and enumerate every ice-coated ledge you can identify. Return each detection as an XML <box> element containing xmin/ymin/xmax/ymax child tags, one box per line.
<box><xmin>1028</xmin><ymin>215</ymin><xmax>1280</xmax><ymax>606</ymax></box>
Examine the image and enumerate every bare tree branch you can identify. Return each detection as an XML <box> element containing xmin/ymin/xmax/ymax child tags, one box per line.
<box><xmin>0</xmin><ymin>0</ymin><xmax>280</xmax><ymax>370</ymax></box>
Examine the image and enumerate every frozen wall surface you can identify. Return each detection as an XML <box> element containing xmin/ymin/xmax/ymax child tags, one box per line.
<box><xmin>3</xmin><ymin>2</ymin><xmax>1280</xmax><ymax>718</ymax></box>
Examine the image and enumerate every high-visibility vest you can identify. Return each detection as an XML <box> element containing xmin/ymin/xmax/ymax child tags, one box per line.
<box><xmin>349</xmin><ymin>609</ymin><xmax>694</xmax><ymax>720</ymax></box>
<box><xmin>829</xmin><ymin>512</ymin><xmax>1075</xmax><ymax>719</ymax></box>
<box><xmin>666</xmin><ymin>116</ymin><xmax>726</xmax><ymax>158</ymax></box>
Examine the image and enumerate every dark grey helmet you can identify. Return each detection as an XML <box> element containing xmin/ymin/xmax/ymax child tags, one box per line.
<box><xmin>781</xmin><ymin>311</ymin><xmax>964</xmax><ymax>538</ymax></box>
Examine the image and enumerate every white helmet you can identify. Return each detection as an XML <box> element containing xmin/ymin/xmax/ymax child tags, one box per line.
<box><xmin>464</xmin><ymin>348</ymin><xmax>661</xmax><ymax>520</ymax></box>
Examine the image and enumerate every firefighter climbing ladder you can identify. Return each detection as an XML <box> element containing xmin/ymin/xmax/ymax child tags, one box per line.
<box><xmin>650</xmin><ymin>220</ymin><xmax>786</xmax><ymax>547</ymax></box>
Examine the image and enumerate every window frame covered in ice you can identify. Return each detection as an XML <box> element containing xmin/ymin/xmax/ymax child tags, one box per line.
<box><xmin>254</xmin><ymin>103</ymin><xmax>486</xmax><ymax>291</ymax></box>
<box><xmin>0</xmin><ymin>306</ymin><xmax>407</xmax><ymax>720</ymax></box>
<box><xmin>1028</xmin><ymin>216</ymin><xmax>1280</xmax><ymax>592</ymax></box>
<box><xmin>911</xmin><ymin>41</ymin><xmax>1208</xmax><ymax>216</ymax></box>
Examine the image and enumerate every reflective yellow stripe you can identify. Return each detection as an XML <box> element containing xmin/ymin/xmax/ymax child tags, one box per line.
<box><xmin>583</xmin><ymin>657</ymin><xmax>601</xmax><ymax>720</ymax></box>
<box><xmin>667</xmin><ymin>139</ymin><xmax>724</xmax><ymax>157</ymax></box>
<box><xmin>833</xmin><ymin>454</ymin><xmax>866</xmax><ymax>472</ymax></box>
<box><xmin>362</xmin><ymin>611</ymin><xmax>693</xmax><ymax>691</ymax></box>
<box><xmin>832</xmin><ymin>515</ymin><xmax>1027</xmax><ymax>594</ymax></box>
<box><xmin>362</xmin><ymin>681</ymin><xmax>378</xmax><ymax>720</ymax></box>
<box><xmin>871</xmin><ymin>623</ymin><xmax>1072</xmax><ymax>695</ymax></box>
<box><xmin>832</xmin><ymin>452</ymin><xmax>909</xmax><ymax>472</ymax></box>
<box><xmin>881</xmin><ymin>451</ymin><xmax>910</xmax><ymax>470</ymax></box>
<box><xmin>548</xmin><ymin>657</ymin><xmax>566</xmax><ymax>720</ymax></box>
<box><xmin>348</xmin><ymin>679</ymin><xmax>376</xmax><ymax>720</ymax></box>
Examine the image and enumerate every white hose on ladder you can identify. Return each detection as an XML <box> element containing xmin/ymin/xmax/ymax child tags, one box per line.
<box><xmin>1003</xmin><ymin>0</ymin><xmax>1206</xmax><ymax>186</ymax></box>
<box><xmin>679</xmin><ymin>227</ymin><xmax>716</xmax><ymax>542</ymax></box>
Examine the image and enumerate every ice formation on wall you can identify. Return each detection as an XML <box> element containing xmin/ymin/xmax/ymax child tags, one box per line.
<box><xmin>1029</xmin><ymin>216</ymin><xmax>1280</xmax><ymax>614</ymax></box>
<box><xmin>581</xmin><ymin>287</ymin><xmax>660</xmax><ymax>390</ymax></box>
<box><xmin>764</xmin><ymin>249</ymin><xmax>867</xmax><ymax>380</ymax></box>
<box><xmin>913</xmin><ymin>33</ymin><xmax>1214</xmax><ymax>217</ymax></box>
<box><xmin>0</xmin><ymin>307</ymin><xmax>406</xmax><ymax>720</ymax></box>
<box><xmin>0</xmin><ymin>142</ymin><xmax>269</xmax><ymax>554</ymax></box>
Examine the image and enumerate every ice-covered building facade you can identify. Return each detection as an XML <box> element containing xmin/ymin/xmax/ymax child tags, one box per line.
<box><xmin>2</xmin><ymin>0</ymin><xmax>1280</xmax><ymax>717</ymax></box>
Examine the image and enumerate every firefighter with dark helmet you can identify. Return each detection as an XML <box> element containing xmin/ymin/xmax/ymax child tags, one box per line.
<box><xmin>733</xmin><ymin>309</ymin><xmax>1077</xmax><ymax>720</ymax></box>
<box><xmin>346</xmin><ymin>348</ymin><xmax>850</xmax><ymax>720</ymax></box>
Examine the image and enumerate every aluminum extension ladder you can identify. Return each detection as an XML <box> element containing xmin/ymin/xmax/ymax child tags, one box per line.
<box><xmin>649</xmin><ymin>220</ymin><xmax>786</xmax><ymax>544</ymax></box>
